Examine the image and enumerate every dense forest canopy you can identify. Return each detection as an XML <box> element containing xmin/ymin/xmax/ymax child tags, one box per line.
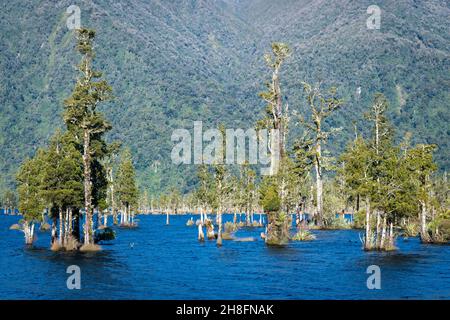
<box><xmin>0</xmin><ymin>0</ymin><xmax>449</xmax><ymax>198</ymax></box>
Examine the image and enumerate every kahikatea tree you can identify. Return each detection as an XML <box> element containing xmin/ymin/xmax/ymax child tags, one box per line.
<box><xmin>404</xmin><ymin>144</ymin><xmax>438</xmax><ymax>242</ymax></box>
<box><xmin>298</xmin><ymin>82</ymin><xmax>343</xmax><ymax>227</ymax></box>
<box><xmin>339</xmin><ymin>94</ymin><xmax>399</xmax><ymax>250</ymax></box>
<box><xmin>63</xmin><ymin>28</ymin><xmax>113</xmax><ymax>245</ymax></box>
<box><xmin>2</xmin><ymin>189</ymin><xmax>17</xmax><ymax>215</ymax></box>
<box><xmin>257</xmin><ymin>43</ymin><xmax>291</xmax><ymax>245</ymax></box>
<box><xmin>40</xmin><ymin>131</ymin><xmax>83</xmax><ymax>249</ymax></box>
<box><xmin>238</xmin><ymin>162</ymin><xmax>257</xmax><ymax>226</ymax></box>
<box><xmin>258</xmin><ymin>42</ymin><xmax>291</xmax><ymax>175</ymax></box>
<box><xmin>259</xmin><ymin>176</ymin><xmax>290</xmax><ymax>245</ymax></box>
<box><xmin>116</xmin><ymin>149</ymin><xmax>139</xmax><ymax>227</ymax></box>
<box><xmin>16</xmin><ymin>153</ymin><xmax>45</xmax><ymax>245</ymax></box>
<box><xmin>338</xmin><ymin>137</ymin><xmax>374</xmax><ymax>249</ymax></box>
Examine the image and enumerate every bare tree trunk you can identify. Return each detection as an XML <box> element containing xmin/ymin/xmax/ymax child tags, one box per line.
<box><xmin>83</xmin><ymin>129</ymin><xmax>93</xmax><ymax>245</ymax></box>
<box><xmin>380</xmin><ymin>215</ymin><xmax>387</xmax><ymax>250</ymax></box>
<box><xmin>68</xmin><ymin>208</ymin><xmax>73</xmax><ymax>236</ymax></box>
<box><xmin>64</xmin><ymin>208</ymin><xmax>69</xmax><ymax>245</ymax></box>
<box><xmin>217</xmin><ymin>207</ymin><xmax>223</xmax><ymax>246</ymax></box>
<box><xmin>314</xmin><ymin>149</ymin><xmax>323</xmax><ymax>227</ymax></box>
<box><xmin>376</xmin><ymin>210</ymin><xmax>381</xmax><ymax>247</ymax></box>
<box><xmin>389</xmin><ymin>221</ymin><xmax>394</xmax><ymax>248</ymax></box>
<box><xmin>59</xmin><ymin>208</ymin><xmax>63</xmax><ymax>245</ymax></box>
<box><xmin>51</xmin><ymin>212</ymin><xmax>57</xmax><ymax>245</ymax></box>
<box><xmin>364</xmin><ymin>197</ymin><xmax>371</xmax><ymax>250</ymax></box>
<box><xmin>103</xmin><ymin>212</ymin><xmax>107</xmax><ymax>227</ymax></box>
<box><xmin>24</xmin><ymin>222</ymin><xmax>35</xmax><ymax>245</ymax></box>
<box><xmin>420</xmin><ymin>201</ymin><xmax>429</xmax><ymax>242</ymax></box>
<box><xmin>198</xmin><ymin>223</ymin><xmax>205</xmax><ymax>241</ymax></box>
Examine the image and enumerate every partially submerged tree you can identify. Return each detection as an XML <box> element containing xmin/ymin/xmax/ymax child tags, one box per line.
<box><xmin>405</xmin><ymin>144</ymin><xmax>438</xmax><ymax>242</ymax></box>
<box><xmin>257</xmin><ymin>43</ymin><xmax>292</xmax><ymax>245</ymax></box>
<box><xmin>40</xmin><ymin>131</ymin><xmax>84</xmax><ymax>249</ymax></box>
<box><xmin>103</xmin><ymin>141</ymin><xmax>121</xmax><ymax>225</ymax></box>
<box><xmin>116</xmin><ymin>149</ymin><xmax>139</xmax><ymax>227</ymax></box>
<box><xmin>298</xmin><ymin>82</ymin><xmax>343</xmax><ymax>227</ymax></box>
<box><xmin>16</xmin><ymin>154</ymin><xmax>45</xmax><ymax>245</ymax></box>
<box><xmin>63</xmin><ymin>28</ymin><xmax>113</xmax><ymax>245</ymax></box>
<box><xmin>2</xmin><ymin>189</ymin><xmax>17</xmax><ymax>215</ymax></box>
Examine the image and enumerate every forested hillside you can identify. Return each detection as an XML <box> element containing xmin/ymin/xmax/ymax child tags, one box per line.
<box><xmin>1</xmin><ymin>0</ymin><xmax>449</xmax><ymax>196</ymax></box>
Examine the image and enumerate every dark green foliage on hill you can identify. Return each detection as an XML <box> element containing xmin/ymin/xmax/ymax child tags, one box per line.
<box><xmin>1</xmin><ymin>0</ymin><xmax>449</xmax><ymax>196</ymax></box>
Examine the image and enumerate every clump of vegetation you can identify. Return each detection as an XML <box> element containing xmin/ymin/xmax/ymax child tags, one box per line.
<box><xmin>204</xmin><ymin>219</ymin><xmax>216</xmax><ymax>240</ymax></box>
<box><xmin>252</xmin><ymin>221</ymin><xmax>263</xmax><ymax>227</ymax></box>
<box><xmin>9</xmin><ymin>224</ymin><xmax>21</xmax><ymax>230</ymax></box>
<box><xmin>403</xmin><ymin>223</ymin><xmax>419</xmax><ymax>238</ymax></box>
<box><xmin>95</xmin><ymin>227</ymin><xmax>116</xmax><ymax>242</ymax></box>
<box><xmin>224</xmin><ymin>221</ymin><xmax>238</xmax><ymax>233</ymax></box>
<box><xmin>40</xmin><ymin>222</ymin><xmax>51</xmax><ymax>232</ymax></box>
<box><xmin>353</xmin><ymin>210</ymin><xmax>366</xmax><ymax>229</ymax></box>
<box><xmin>260</xmin><ymin>178</ymin><xmax>291</xmax><ymax>246</ymax></box>
<box><xmin>425</xmin><ymin>212</ymin><xmax>450</xmax><ymax>244</ymax></box>
<box><xmin>323</xmin><ymin>216</ymin><xmax>352</xmax><ymax>230</ymax></box>
<box><xmin>64</xmin><ymin>235</ymin><xmax>80</xmax><ymax>251</ymax></box>
<box><xmin>222</xmin><ymin>232</ymin><xmax>234</xmax><ymax>240</ymax></box>
<box><xmin>291</xmin><ymin>229</ymin><xmax>316</xmax><ymax>241</ymax></box>
<box><xmin>50</xmin><ymin>242</ymin><xmax>63</xmax><ymax>252</ymax></box>
<box><xmin>79</xmin><ymin>243</ymin><xmax>102</xmax><ymax>252</ymax></box>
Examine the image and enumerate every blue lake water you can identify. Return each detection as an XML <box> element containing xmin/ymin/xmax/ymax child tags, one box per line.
<box><xmin>0</xmin><ymin>214</ymin><xmax>449</xmax><ymax>299</ymax></box>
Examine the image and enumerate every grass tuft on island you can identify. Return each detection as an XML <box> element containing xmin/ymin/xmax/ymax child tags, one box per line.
<box><xmin>291</xmin><ymin>229</ymin><xmax>316</xmax><ymax>241</ymax></box>
<box><xmin>79</xmin><ymin>243</ymin><xmax>102</xmax><ymax>252</ymax></box>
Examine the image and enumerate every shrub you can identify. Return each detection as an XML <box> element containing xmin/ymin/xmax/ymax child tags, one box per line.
<box><xmin>403</xmin><ymin>223</ymin><xmax>419</xmax><ymax>237</ymax></box>
<box><xmin>95</xmin><ymin>227</ymin><xmax>116</xmax><ymax>242</ymax></box>
<box><xmin>291</xmin><ymin>229</ymin><xmax>316</xmax><ymax>241</ymax></box>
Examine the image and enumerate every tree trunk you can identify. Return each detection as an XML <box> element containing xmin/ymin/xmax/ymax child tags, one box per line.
<box><xmin>389</xmin><ymin>221</ymin><xmax>394</xmax><ymax>248</ymax></box>
<box><xmin>295</xmin><ymin>205</ymin><xmax>301</xmax><ymax>229</ymax></box>
<box><xmin>380</xmin><ymin>215</ymin><xmax>387</xmax><ymax>250</ymax></box>
<box><xmin>314</xmin><ymin>149</ymin><xmax>323</xmax><ymax>227</ymax></box>
<box><xmin>103</xmin><ymin>212</ymin><xmax>107</xmax><ymax>227</ymax></box>
<box><xmin>420</xmin><ymin>201</ymin><xmax>429</xmax><ymax>242</ymax></box>
<box><xmin>24</xmin><ymin>222</ymin><xmax>35</xmax><ymax>245</ymax></box>
<box><xmin>198</xmin><ymin>223</ymin><xmax>205</xmax><ymax>241</ymax></box>
<box><xmin>375</xmin><ymin>210</ymin><xmax>381</xmax><ymax>247</ymax></box>
<box><xmin>72</xmin><ymin>208</ymin><xmax>80</xmax><ymax>242</ymax></box>
<box><xmin>64</xmin><ymin>208</ymin><xmax>69</xmax><ymax>245</ymax></box>
<box><xmin>217</xmin><ymin>208</ymin><xmax>223</xmax><ymax>246</ymax></box>
<box><xmin>364</xmin><ymin>197</ymin><xmax>371</xmax><ymax>250</ymax></box>
<box><xmin>59</xmin><ymin>208</ymin><xmax>63</xmax><ymax>245</ymax></box>
<box><xmin>51</xmin><ymin>212</ymin><xmax>57</xmax><ymax>245</ymax></box>
<box><xmin>83</xmin><ymin>128</ymin><xmax>93</xmax><ymax>245</ymax></box>
<box><xmin>68</xmin><ymin>208</ymin><xmax>73</xmax><ymax>238</ymax></box>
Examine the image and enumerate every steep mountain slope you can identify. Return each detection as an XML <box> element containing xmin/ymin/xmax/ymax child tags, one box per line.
<box><xmin>228</xmin><ymin>0</ymin><xmax>450</xmax><ymax>159</ymax></box>
<box><xmin>0</xmin><ymin>0</ymin><xmax>448</xmax><ymax>195</ymax></box>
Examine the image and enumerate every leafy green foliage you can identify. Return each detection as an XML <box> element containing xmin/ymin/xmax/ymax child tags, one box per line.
<box><xmin>116</xmin><ymin>149</ymin><xmax>139</xmax><ymax>209</ymax></box>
